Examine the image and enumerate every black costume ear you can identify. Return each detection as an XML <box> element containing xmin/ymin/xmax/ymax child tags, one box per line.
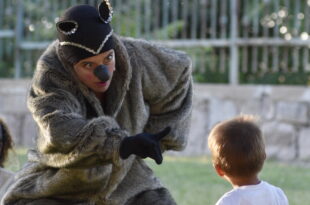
<box><xmin>98</xmin><ymin>0</ymin><xmax>113</xmax><ymax>23</ymax></box>
<box><xmin>56</xmin><ymin>20</ymin><xmax>78</xmax><ymax>35</ymax></box>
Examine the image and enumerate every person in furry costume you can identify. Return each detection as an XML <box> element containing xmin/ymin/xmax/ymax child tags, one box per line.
<box><xmin>1</xmin><ymin>1</ymin><xmax>192</xmax><ymax>205</ymax></box>
<box><xmin>0</xmin><ymin>119</ymin><xmax>14</xmax><ymax>199</ymax></box>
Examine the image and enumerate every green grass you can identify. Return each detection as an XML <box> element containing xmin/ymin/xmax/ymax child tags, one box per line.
<box><xmin>147</xmin><ymin>156</ymin><xmax>310</xmax><ymax>205</ymax></box>
<box><xmin>4</xmin><ymin>149</ymin><xmax>310</xmax><ymax>205</ymax></box>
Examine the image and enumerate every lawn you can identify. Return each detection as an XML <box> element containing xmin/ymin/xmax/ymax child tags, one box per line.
<box><xmin>147</xmin><ymin>156</ymin><xmax>310</xmax><ymax>205</ymax></box>
<box><xmin>5</xmin><ymin>149</ymin><xmax>310</xmax><ymax>205</ymax></box>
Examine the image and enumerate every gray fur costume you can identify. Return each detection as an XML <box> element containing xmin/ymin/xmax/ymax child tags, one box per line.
<box><xmin>1</xmin><ymin>34</ymin><xmax>192</xmax><ymax>205</ymax></box>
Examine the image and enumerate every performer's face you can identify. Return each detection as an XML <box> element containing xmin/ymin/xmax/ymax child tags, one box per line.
<box><xmin>74</xmin><ymin>49</ymin><xmax>115</xmax><ymax>95</ymax></box>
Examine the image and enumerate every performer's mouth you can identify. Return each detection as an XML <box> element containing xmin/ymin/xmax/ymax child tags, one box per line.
<box><xmin>97</xmin><ymin>82</ymin><xmax>108</xmax><ymax>86</ymax></box>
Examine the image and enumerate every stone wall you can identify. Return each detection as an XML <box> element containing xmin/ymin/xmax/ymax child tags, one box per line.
<box><xmin>1</xmin><ymin>80</ymin><xmax>310</xmax><ymax>162</ymax></box>
<box><xmin>0</xmin><ymin>80</ymin><xmax>36</xmax><ymax>147</ymax></box>
<box><xmin>185</xmin><ymin>84</ymin><xmax>310</xmax><ymax>162</ymax></box>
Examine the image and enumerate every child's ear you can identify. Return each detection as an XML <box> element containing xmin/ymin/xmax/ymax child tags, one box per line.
<box><xmin>214</xmin><ymin>164</ymin><xmax>225</xmax><ymax>177</ymax></box>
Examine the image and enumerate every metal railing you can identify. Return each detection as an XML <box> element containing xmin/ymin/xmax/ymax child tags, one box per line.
<box><xmin>1</xmin><ymin>0</ymin><xmax>310</xmax><ymax>84</ymax></box>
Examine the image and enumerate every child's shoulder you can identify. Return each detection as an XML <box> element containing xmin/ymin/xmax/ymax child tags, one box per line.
<box><xmin>260</xmin><ymin>181</ymin><xmax>289</xmax><ymax>201</ymax></box>
<box><xmin>216</xmin><ymin>181</ymin><xmax>289</xmax><ymax>205</ymax></box>
<box><xmin>215</xmin><ymin>189</ymin><xmax>241</xmax><ymax>205</ymax></box>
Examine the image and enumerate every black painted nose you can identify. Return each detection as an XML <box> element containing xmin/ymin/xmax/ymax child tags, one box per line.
<box><xmin>93</xmin><ymin>65</ymin><xmax>110</xmax><ymax>82</ymax></box>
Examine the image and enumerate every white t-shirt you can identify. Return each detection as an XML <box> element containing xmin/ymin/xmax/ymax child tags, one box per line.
<box><xmin>215</xmin><ymin>181</ymin><xmax>289</xmax><ymax>205</ymax></box>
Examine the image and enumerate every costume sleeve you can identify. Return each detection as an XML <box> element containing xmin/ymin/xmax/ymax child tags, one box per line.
<box><xmin>27</xmin><ymin>60</ymin><xmax>126</xmax><ymax>169</ymax></box>
<box><xmin>140</xmin><ymin>42</ymin><xmax>193</xmax><ymax>151</ymax></box>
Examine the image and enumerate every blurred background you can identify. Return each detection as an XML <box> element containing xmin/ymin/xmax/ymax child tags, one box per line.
<box><xmin>1</xmin><ymin>0</ymin><xmax>310</xmax><ymax>204</ymax></box>
<box><xmin>2</xmin><ymin>0</ymin><xmax>310</xmax><ymax>83</ymax></box>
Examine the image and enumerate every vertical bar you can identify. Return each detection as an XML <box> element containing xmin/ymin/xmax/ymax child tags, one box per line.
<box><xmin>171</xmin><ymin>0</ymin><xmax>178</xmax><ymax>23</ymax></box>
<box><xmin>200</xmin><ymin>0</ymin><xmax>207</xmax><ymax>39</ymax></box>
<box><xmin>241</xmin><ymin>0</ymin><xmax>248</xmax><ymax>72</ymax></box>
<box><xmin>14</xmin><ymin>0</ymin><xmax>24</xmax><ymax>79</ymax></box>
<box><xmin>280</xmin><ymin>47</ymin><xmax>289</xmax><ymax>71</ymax></box>
<box><xmin>24</xmin><ymin>0</ymin><xmax>30</xmax><ymax>41</ymax></box>
<box><xmin>201</xmin><ymin>48</ymin><xmax>206</xmax><ymax>75</ymax></box>
<box><xmin>220</xmin><ymin>0</ymin><xmax>227</xmax><ymax>39</ymax></box>
<box><xmin>126</xmin><ymin>1</ymin><xmax>132</xmax><ymax>37</ymax></box>
<box><xmin>293</xmin><ymin>0</ymin><xmax>300</xmax><ymax>72</ymax></box>
<box><xmin>251</xmin><ymin>0</ymin><xmax>259</xmax><ymax>73</ymax></box>
<box><xmin>241</xmin><ymin>0</ymin><xmax>247</xmax><ymax>38</ymax></box>
<box><xmin>60</xmin><ymin>0</ymin><xmax>66</xmax><ymax>13</ymax></box>
<box><xmin>153</xmin><ymin>0</ymin><xmax>160</xmax><ymax>38</ymax></box>
<box><xmin>219</xmin><ymin>48</ymin><xmax>227</xmax><ymax>73</ymax></box>
<box><xmin>114</xmin><ymin>0</ymin><xmax>121</xmax><ymax>34</ymax></box>
<box><xmin>144</xmin><ymin>0</ymin><xmax>151</xmax><ymax>39</ymax></box>
<box><xmin>162</xmin><ymin>0</ymin><xmax>169</xmax><ymax>39</ymax></box>
<box><xmin>242</xmin><ymin>46</ymin><xmax>248</xmax><ymax>72</ymax></box>
<box><xmin>32</xmin><ymin>0</ymin><xmax>39</xmax><ymax>41</ymax></box>
<box><xmin>262</xmin><ymin>0</ymin><xmax>270</xmax><ymax>72</ymax></box>
<box><xmin>135</xmin><ymin>0</ymin><xmax>141</xmax><ymax>37</ymax></box>
<box><xmin>198</xmin><ymin>48</ymin><xmax>204</xmax><ymax>73</ymax></box>
<box><xmin>181</xmin><ymin>0</ymin><xmax>188</xmax><ymax>38</ymax></box>
<box><xmin>191</xmin><ymin>48</ymin><xmax>197</xmax><ymax>74</ymax></box>
<box><xmin>211</xmin><ymin>0</ymin><xmax>217</xmax><ymax>38</ymax></box>
<box><xmin>191</xmin><ymin>0</ymin><xmax>198</xmax><ymax>39</ymax></box>
<box><xmin>0</xmin><ymin>0</ymin><xmax>3</xmax><ymax>26</ymax></box>
<box><xmin>272</xmin><ymin>0</ymin><xmax>279</xmax><ymax>72</ymax></box>
<box><xmin>210</xmin><ymin>48</ymin><xmax>216</xmax><ymax>72</ymax></box>
<box><xmin>25</xmin><ymin>50</ymin><xmax>31</xmax><ymax>76</ymax></box>
<box><xmin>219</xmin><ymin>0</ymin><xmax>227</xmax><ymax>73</ymax></box>
<box><xmin>0</xmin><ymin>0</ymin><xmax>4</xmax><ymax>61</ymax></box>
<box><xmin>230</xmin><ymin>0</ymin><xmax>239</xmax><ymax>84</ymax></box>
<box><xmin>303</xmin><ymin>0</ymin><xmax>310</xmax><ymax>71</ymax></box>
<box><xmin>280</xmin><ymin>0</ymin><xmax>290</xmax><ymax>72</ymax></box>
<box><xmin>172</xmin><ymin>0</ymin><xmax>178</xmax><ymax>39</ymax></box>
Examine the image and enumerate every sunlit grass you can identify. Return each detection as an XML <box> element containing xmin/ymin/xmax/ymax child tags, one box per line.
<box><xmin>147</xmin><ymin>155</ymin><xmax>310</xmax><ymax>205</ymax></box>
<box><xmin>4</xmin><ymin>148</ymin><xmax>310</xmax><ymax>205</ymax></box>
<box><xmin>4</xmin><ymin>147</ymin><xmax>28</xmax><ymax>172</ymax></box>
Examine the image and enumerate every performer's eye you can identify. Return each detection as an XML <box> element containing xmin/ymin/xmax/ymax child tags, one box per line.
<box><xmin>83</xmin><ymin>62</ymin><xmax>93</xmax><ymax>69</ymax></box>
<box><xmin>105</xmin><ymin>53</ymin><xmax>114</xmax><ymax>63</ymax></box>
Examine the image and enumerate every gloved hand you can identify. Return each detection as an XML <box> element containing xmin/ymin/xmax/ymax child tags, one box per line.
<box><xmin>119</xmin><ymin>127</ymin><xmax>171</xmax><ymax>164</ymax></box>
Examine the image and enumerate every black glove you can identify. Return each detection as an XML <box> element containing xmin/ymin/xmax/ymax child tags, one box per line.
<box><xmin>119</xmin><ymin>127</ymin><xmax>171</xmax><ymax>164</ymax></box>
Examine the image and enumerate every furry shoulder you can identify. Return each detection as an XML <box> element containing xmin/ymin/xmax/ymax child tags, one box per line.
<box><xmin>120</xmin><ymin>37</ymin><xmax>192</xmax><ymax>71</ymax></box>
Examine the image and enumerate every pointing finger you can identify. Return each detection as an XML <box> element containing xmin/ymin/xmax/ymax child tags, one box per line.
<box><xmin>154</xmin><ymin>127</ymin><xmax>171</xmax><ymax>141</ymax></box>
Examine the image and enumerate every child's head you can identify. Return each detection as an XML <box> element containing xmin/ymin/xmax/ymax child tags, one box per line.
<box><xmin>0</xmin><ymin>118</ymin><xmax>13</xmax><ymax>168</ymax></box>
<box><xmin>208</xmin><ymin>115</ymin><xmax>266</xmax><ymax>178</ymax></box>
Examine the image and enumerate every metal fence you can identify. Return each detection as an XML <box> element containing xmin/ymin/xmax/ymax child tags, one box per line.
<box><xmin>1</xmin><ymin>0</ymin><xmax>310</xmax><ymax>84</ymax></box>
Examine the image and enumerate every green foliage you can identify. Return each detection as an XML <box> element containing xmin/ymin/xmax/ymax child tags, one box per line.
<box><xmin>0</xmin><ymin>61</ymin><xmax>14</xmax><ymax>78</ymax></box>
<box><xmin>179</xmin><ymin>47</ymin><xmax>230</xmax><ymax>84</ymax></box>
<box><xmin>240</xmin><ymin>71</ymin><xmax>310</xmax><ymax>85</ymax></box>
<box><xmin>151</xmin><ymin>21</ymin><xmax>185</xmax><ymax>40</ymax></box>
<box><xmin>193</xmin><ymin>70</ymin><xmax>228</xmax><ymax>84</ymax></box>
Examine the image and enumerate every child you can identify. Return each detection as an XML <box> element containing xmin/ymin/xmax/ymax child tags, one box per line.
<box><xmin>208</xmin><ymin>115</ymin><xmax>289</xmax><ymax>205</ymax></box>
<box><xmin>0</xmin><ymin>118</ymin><xmax>14</xmax><ymax>199</ymax></box>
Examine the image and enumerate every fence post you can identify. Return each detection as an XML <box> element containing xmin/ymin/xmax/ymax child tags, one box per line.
<box><xmin>0</xmin><ymin>0</ymin><xmax>3</xmax><ymax>59</ymax></box>
<box><xmin>14</xmin><ymin>0</ymin><xmax>24</xmax><ymax>79</ymax></box>
<box><xmin>229</xmin><ymin>0</ymin><xmax>239</xmax><ymax>84</ymax></box>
